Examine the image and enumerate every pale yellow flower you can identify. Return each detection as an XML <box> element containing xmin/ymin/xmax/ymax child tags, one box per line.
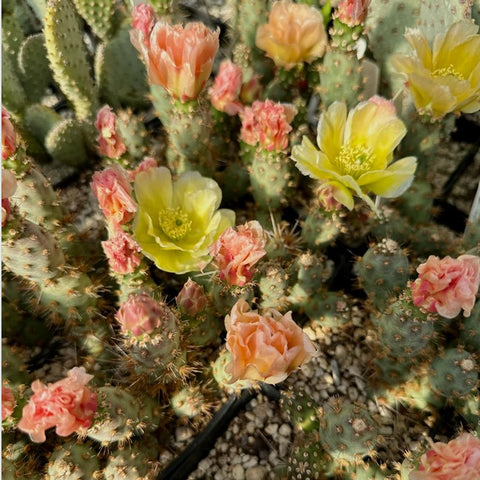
<box><xmin>133</xmin><ymin>167</ymin><xmax>235</xmax><ymax>274</ymax></box>
<box><xmin>392</xmin><ymin>20</ymin><xmax>480</xmax><ymax>119</ymax></box>
<box><xmin>255</xmin><ymin>1</ymin><xmax>327</xmax><ymax>70</ymax></box>
<box><xmin>291</xmin><ymin>96</ymin><xmax>417</xmax><ymax>211</ymax></box>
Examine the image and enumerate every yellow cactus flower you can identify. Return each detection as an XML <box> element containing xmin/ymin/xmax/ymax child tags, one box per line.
<box><xmin>392</xmin><ymin>20</ymin><xmax>480</xmax><ymax>119</ymax></box>
<box><xmin>291</xmin><ymin>96</ymin><xmax>417</xmax><ymax>211</ymax></box>
<box><xmin>133</xmin><ymin>167</ymin><xmax>235</xmax><ymax>274</ymax></box>
<box><xmin>255</xmin><ymin>1</ymin><xmax>327</xmax><ymax>70</ymax></box>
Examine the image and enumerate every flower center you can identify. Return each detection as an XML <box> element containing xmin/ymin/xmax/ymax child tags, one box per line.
<box><xmin>432</xmin><ymin>64</ymin><xmax>465</xmax><ymax>80</ymax></box>
<box><xmin>335</xmin><ymin>145</ymin><xmax>375</xmax><ymax>178</ymax></box>
<box><xmin>158</xmin><ymin>207</ymin><xmax>192</xmax><ymax>240</ymax></box>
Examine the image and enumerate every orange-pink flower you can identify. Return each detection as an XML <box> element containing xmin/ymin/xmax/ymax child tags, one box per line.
<box><xmin>94</xmin><ymin>105</ymin><xmax>127</xmax><ymax>159</ymax></box>
<box><xmin>91</xmin><ymin>165</ymin><xmax>137</xmax><ymax>227</ymax></box>
<box><xmin>102</xmin><ymin>229</ymin><xmax>141</xmax><ymax>274</ymax></box>
<box><xmin>240</xmin><ymin>100</ymin><xmax>297</xmax><ymax>151</ymax></box>
<box><xmin>176</xmin><ymin>278</ymin><xmax>208</xmax><ymax>316</ymax></box>
<box><xmin>17</xmin><ymin>367</ymin><xmax>97</xmax><ymax>443</ymax></box>
<box><xmin>256</xmin><ymin>1</ymin><xmax>327</xmax><ymax>70</ymax></box>
<box><xmin>209</xmin><ymin>59</ymin><xmax>244</xmax><ymax>115</ymax></box>
<box><xmin>131</xmin><ymin>20</ymin><xmax>219</xmax><ymax>102</ymax></box>
<box><xmin>209</xmin><ymin>220</ymin><xmax>267</xmax><ymax>286</ymax></box>
<box><xmin>336</xmin><ymin>0</ymin><xmax>370</xmax><ymax>27</ymax></box>
<box><xmin>410</xmin><ymin>432</ymin><xmax>480</xmax><ymax>480</ymax></box>
<box><xmin>2</xmin><ymin>385</ymin><xmax>16</xmax><ymax>421</ymax></box>
<box><xmin>225</xmin><ymin>299</ymin><xmax>318</xmax><ymax>384</ymax></box>
<box><xmin>410</xmin><ymin>254</ymin><xmax>480</xmax><ymax>319</ymax></box>
<box><xmin>116</xmin><ymin>293</ymin><xmax>166</xmax><ymax>336</ymax></box>
<box><xmin>2</xmin><ymin>107</ymin><xmax>16</xmax><ymax>161</ymax></box>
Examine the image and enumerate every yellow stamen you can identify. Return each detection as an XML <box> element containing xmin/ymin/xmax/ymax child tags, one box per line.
<box><xmin>334</xmin><ymin>145</ymin><xmax>375</xmax><ymax>178</ymax></box>
<box><xmin>158</xmin><ymin>207</ymin><xmax>192</xmax><ymax>240</ymax></box>
<box><xmin>432</xmin><ymin>64</ymin><xmax>465</xmax><ymax>80</ymax></box>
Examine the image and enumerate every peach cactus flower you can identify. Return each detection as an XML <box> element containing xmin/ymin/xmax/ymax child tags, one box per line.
<box><xmin>17</xmin><ymin>367</ymin><xmax>97</xmax><ymax>443</ymax></box>
<box><xmin>209</xmin><ymin>220</ymin><xmax>267</xmax><ymax>286</ymax></box>
<box><xmin>256</xmin><ymin>1</ymin><xmax>327</xmax><ymax>70</ymax></box>
<box><xmin>240</xmin><ymin>100</ymin><xmax>297</xmax><ymax>151</ymax></box>
<box><xmin>116</xmin><ymin>292</ymin><xmax>166</xmax><ymax>337</ymax></box>
<box><xmin>225</xmin><ymin>299</ymin><xmax>318</xmax><ymax>384</ymax></box>
<box><xmin>410</xmin><ymin>254</ymin><xmax>480</xmax><ymax>319</ymax></box>
<box><xmin>2</xmin><ymin>385</ymin><xmax>16</xmax><ymax>421</ymax></box>
<box><xmin>209</xmin><ymin>59</ymin><xmax>244</xmax><ymax>115</ymax></box>
<box><xmin>410</xmin><ymin>432</ymin><xmax>480</xmax><ymax>480</ymax></box>
<box><xmin>102</xmin><ymin>229</ymin><xmax>141</xmax><ymax>275</ymax></box>
<box><xmin>95</xmin><ymin>105</ymin><xmax>127</xmax><ymax>159</ymax></box>
<box><xmin>2</xmin><ymin>107</ymin><xmax>16</xmax><ymax>160</ymax></box>
<box><xmin>131</xmin><ymin>20</ymin><xmax>219</xmax><ymax>102</ymax></box>
<box><xmin>91</xmin><ymin>165</ymin><xmax>137</xmax><ymax>227</ymax></box>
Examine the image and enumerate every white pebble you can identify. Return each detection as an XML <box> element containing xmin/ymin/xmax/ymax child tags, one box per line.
<box><xmin>245</xmin><ymin>465</ymin><xmax>268</xmax><ymax>480</ymax></box>
<box><xmin>232</xmin><ymin>464</ymin><xmax>245</xmax><ymax>480</ymax></box>
<box><xmin>278</xmin><ymin>424</ymin><xmax>291</xmax><ymax>437</ymax></box>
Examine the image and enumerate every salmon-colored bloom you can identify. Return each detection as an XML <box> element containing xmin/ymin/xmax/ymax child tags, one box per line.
<box><xmin>240</xmin><ymin>100</ymin><xmax>297</xmax><ymax>151</ymax></box>
<box><xmin>95</xmin><ymin>105</ymin><xmax>127</xmax><ymax>159</ymax></box>
<box><xmin>176</xmin><ymin>278</ymin><xmax>208</xmax><ymax>315</ymax></box>
<box><xmin>91</xmin><ymin>165</ymin><xmax>137</xmax><ymax>227</ymax></box>
<box><xmin>17</xmin><ymin>367</ymin><xmax>97</xmax><ymax>443</ymax></box>
<box><xmin>392</xmin><ymin>20</ymin><xmax>480</xmax><ymax>119</ymax></box>
<box><xmin>337</xmin><ymin>0</ymin><xmax>370</xmax><ymax>27</ymax></box>
<box><xmin>209</xmin><ymin>220</ymin><xmax>267</xmax><ymax>286</ymax></box>
<box><xmin>410</xmin><ymin>432</ymin><xmax>480</xmax><ymax>480</ymax></box>
<box><xmin>116</xmin><ymin>293</ymin><xmax>167</xmax><ymax>336</ymax></box>
<box><xmin>225</xmin><ymin>299</ymin><xmax>317</xmax><ymax>384</ymax></box>
<box><xmin>2</xmin><ymin>107</ymin><xmax>16</xmax><ymax>161</ymax></box>
<box><xmin>410</xmin><ymin>254</ymin><xmax>480</xmax><ymax>319</ymax></box>
<box><xmin>2</xmin><ymin>385</ymin><xmax>16</xmax><ymax>421</ymax></box>
<box><xmin>292</xmin><ymin>96</ymin><xmax>417</xmax><ymax>211</ymax></box>
<box><xmin>2</xmin><ymin>169</ymin><xmax>17</xmax><ymax>226</ymax></box>
<box><xmin>256</xmin><ymin>1</ymin><xmax>327</xmax><ymax>70</ymax></box>
<box><xmin>131</xmin><ymin>20</ymin><xmax>219</xmax><ymax>102</ymax></box>
<box><xmin>102</xmin><ymin>229</ymin><xmax>141</xmax><ymax>275</ymax></box>
<box><xmin>209</xmin><ymin>59</ymin><xmax>244</xmax><ymax>115</ymax></box>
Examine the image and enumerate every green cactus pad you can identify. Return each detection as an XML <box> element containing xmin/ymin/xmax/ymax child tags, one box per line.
<box><xmin>44</xmin><ymin>118</ymin><xmax>89</xmax><ymax>166</ymax></box>
<box><xmin>44</xmin><ymin>0</ymin><xmax>98</xmax><ymax>120</ymax></box>
<box><xmin>72</xmin><ymin>0</ymin><xmax>116</xmax><ymax>41</ymax></box>
<box><xmin>18</xmin><ymin>34</ymin><xmax>53</xmax><ymax>103</ymax></box>
<box><xmin>95</xmin><ymin>26</ymin><xmax>150</xmax><ymax>110</ymax></box>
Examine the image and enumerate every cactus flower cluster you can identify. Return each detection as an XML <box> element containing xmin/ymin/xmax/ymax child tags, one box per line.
<box><xmin>2</xmin><ymin>0</ymin><xmax>480</xmax><ymax>479</ymax></box>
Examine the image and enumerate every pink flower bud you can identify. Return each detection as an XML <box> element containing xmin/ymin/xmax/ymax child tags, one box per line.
<box><xmin>410</xmin><ymin>254</ymin><xmax>480</xmax><ymax>318</ymax></box>
<box><xmin>116</xmin><ymin>293</ymin><xmax>168</xmax><ymax>336</ymax></box>
<box><xmin>209</xmin><ymin>220</ymin><xmax>267</xmax><ymax>286</ymax></box>
<box><xmin>91</xmin><ymin>165</ymin><xmax>137</xmax><ymax>227</ymax></box>
<box><xmin>2</xmin><ymin>385</ymin><xmax>16</xmax><ymax>421</ymax></box>
<box><xmin>337</xmin><ymin>0</ymin><xmax>370</xmax><ymax>27</ymax></box>
<box><xmin>131</xmin><ymin>21</ymin><xmax>220</xmax><ymax>102</ymax></box>
<box><xmin>225</xmin><ymin>299</ymin><xmax>318</xmax><ymax>384</ymax></box>
<box><xmin>132</xmin><ymin>2</ymin><xmax>156</xmax><ymax>47</ymax></box>
<box><xmin>102</xmin><ymin>229</ymin><xmax>141</xmax><ymax>274</ymax></box>
<box><xmin>176</xmin><ymin>278</ymin><xmax>208</xmax><ymax>315</ymax></box>
<box><xmin>316</xmin><ymin>183</ymin><xmax>343</xmax><ymax>212</ymax></box>
<box><xmin>17</xmin><ymin>367</ymin><xmax>97</xmax><ymax>443</ymax></box>
<box><xmin>128</xmin><ymin>157</ymin><xmax>158</xmax><ymax>181</ymax></box>
<box><xmin>94</xmin><ymin>105</ymin><xmax>127</xmax><ymax>159</ymax></box>
<box><xmin>2</xmin><ymin>108</ymin><xmax>16</xmax><ymax>160</ymax></box>
<box><xmin>410</xmin><ymin>432</ymin><xmax>480</xmax><ymax>480</ymax></box>
<box><xmin>209</xmin><ymin>60</ymin><xmax>244</xmax><ymax>115</ymax></box>
<box><xmin>240</xmin><ymin>100</ymin><xmax>297</xmax><ymax>151</ymax></box>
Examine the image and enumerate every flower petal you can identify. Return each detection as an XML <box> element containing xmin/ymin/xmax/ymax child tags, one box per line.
<box><xmin>316</xmin><ymin>102</ymin><xmax>346</xmax><ymax>162</ymax></box>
